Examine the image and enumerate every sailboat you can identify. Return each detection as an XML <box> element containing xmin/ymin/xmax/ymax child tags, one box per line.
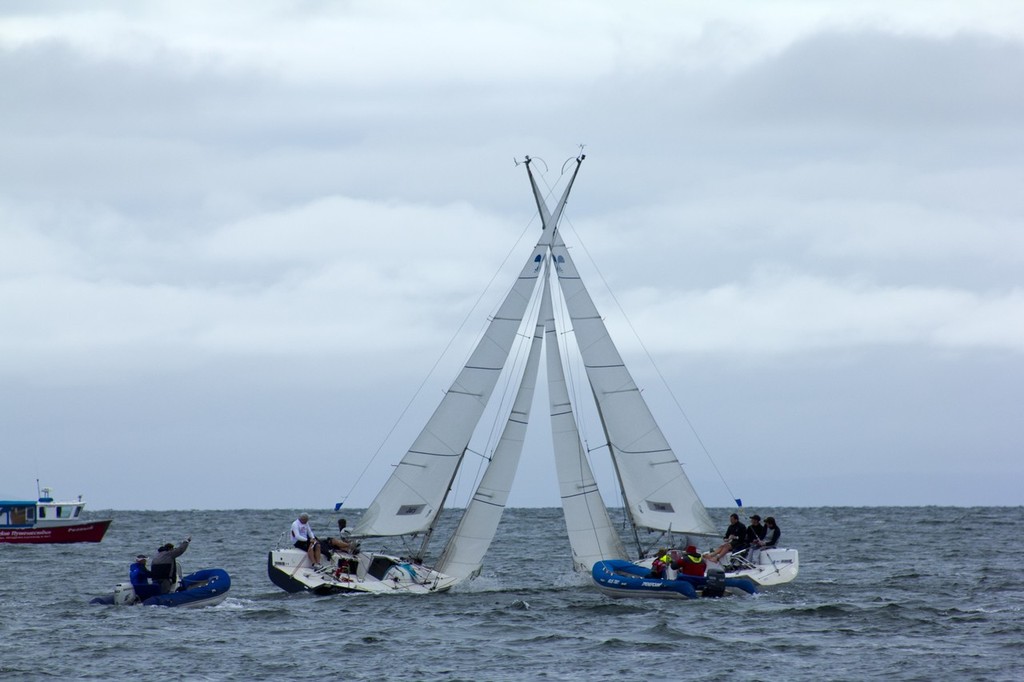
<box><xmin>267</xmin><ymin>153</ymin><xmax>798</xmax><ymax>597</ymax></box>
<box><xmin>267</xmin><ymin>193</ymin><xmax>553</xmax><ymax>595</ymax></box>
<box><xmin>526</xmin><ymin>156</ymin><xmax>799</xmax><ymax>598</ymax></box>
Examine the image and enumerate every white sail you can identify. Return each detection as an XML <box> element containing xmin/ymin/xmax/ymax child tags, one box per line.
<box><xmin>544</xmin><ymin>270</ymin><xmax>628</xmax><ymax>571</ymax></box>
<box><xmin>353</xmin><ymin>233</ymin><xmax>551</xmax><ymax>539</ymax></box>
<box><xmin>549</xmin><ymin>229</ymin><xmax>717</xmax><ymax>537</ymax></box>
<box><xmin>435</xmin><ymin>265</ymin><xmax>547</xmax><ymax>580</ymax></box>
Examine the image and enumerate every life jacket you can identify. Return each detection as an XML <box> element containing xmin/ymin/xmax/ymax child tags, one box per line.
<box><xmin>680</xmin><ymin>552</ymin><xmax>706</xmax><ymax>576</ymax></box>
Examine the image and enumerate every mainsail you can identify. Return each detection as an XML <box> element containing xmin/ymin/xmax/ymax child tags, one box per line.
<box><xmin>548</xmin><ymin>227</ymin><xmax>716</xmax><ymax>539</ymax></box>
<box><xmin>352</xmin><ymin>231</ymin><xmax>551</xmax><ymax>539</ymax></box>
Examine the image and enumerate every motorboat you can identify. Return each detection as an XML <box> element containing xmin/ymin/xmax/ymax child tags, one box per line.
<box><xmin>0</xmin><ymin>486</ymin><xmax>111</xmax><ymax>544</ymax></box>
<box><xmin>592</xmin><ymin>559</ymin><xmax>758</xmax><ymax>599</ymax></box>
<box><xmin>91</xmin><ymin>568</ymin><xmax>231</xmax><ymax>608</ymax></box>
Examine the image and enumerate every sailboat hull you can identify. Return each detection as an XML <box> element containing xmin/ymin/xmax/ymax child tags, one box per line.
<box><xmin>717</xmin><ymin>547</ymin><xmax>800</xmax><ymax>587</ymax></box>
<box><xmin>592</xmin><ymin>559</ymin><xmax>758</xmax><ymax>599</ymax></box>
<box><xmin>267</xmin><ymin>549</ymin><xmax>460</xmax><ymax>596</ymax></box>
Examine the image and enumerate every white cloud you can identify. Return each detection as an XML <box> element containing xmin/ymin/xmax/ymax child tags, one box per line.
<box><xmin>2</xmin><ymin>2</ymin><xmax>1023</xmax><ymax>507</ymax></box>
<box><xmin>614</xmin><ymin>272</ymin><xmax>1024</xmax><ymax>356</ymax></box>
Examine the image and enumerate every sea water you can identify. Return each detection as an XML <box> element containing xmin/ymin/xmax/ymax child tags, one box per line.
<box><xmin>1</xmin><ymin>506</ymin><xmax>1021</xmax><ymax>681</ymax></box>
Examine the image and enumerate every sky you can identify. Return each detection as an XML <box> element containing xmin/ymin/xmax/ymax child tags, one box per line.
<box><xmin>2</xmin><ymin>1</ymin><xmax>1022</xmax><ymax>511</ymax></box>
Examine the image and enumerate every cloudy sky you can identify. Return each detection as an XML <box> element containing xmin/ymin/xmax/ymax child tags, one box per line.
<box><xmin>2</xmin><ymin>1</ymin><xmax>1021</xmax><ymax>511</ymax></box>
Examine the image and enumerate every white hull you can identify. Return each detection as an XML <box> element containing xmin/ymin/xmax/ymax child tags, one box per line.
<box><xmin>630</xmin><ymin>546</ymin><xmax>799</xmax><ymax>588</ymax></box>
<box><xmin>268</xmin><ymin>548</ymin><xmax>460</xmax><ymax>596</ymax></box>
<box><xmin>714</xmin><ymin>547</ymin><xmax>800</xmax><ymax>587</ymax></box>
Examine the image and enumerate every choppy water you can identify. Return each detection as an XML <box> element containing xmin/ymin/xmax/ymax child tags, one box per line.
<box><xmin>1</xmin><ymin>506</ymin><xmax>1022</xmax><ymax>681</ymax></box>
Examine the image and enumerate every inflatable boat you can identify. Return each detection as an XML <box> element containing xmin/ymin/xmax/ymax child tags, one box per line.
<box><xmin>592</xmin><ymin>559</ymin><xmax>758</xmax><ymax>599</ymax></box>
<box><xmin>91</xmin><ymin>568</ymin><xmax>231</xmax><ymax>608</ymax></box>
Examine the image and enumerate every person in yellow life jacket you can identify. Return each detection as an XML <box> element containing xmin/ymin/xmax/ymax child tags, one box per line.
<box><xmin>679</xmin><ymin>544</ymin><xmax>706</xmax><ymax>577</ymax></box>
<box><xmin>648</xmin><ymin>548</ymin><xmax>671</xmax><ymax>578</ymax></box>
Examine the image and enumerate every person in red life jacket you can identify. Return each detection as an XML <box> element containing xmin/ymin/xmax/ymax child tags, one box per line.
<box><xmin>648</xmin><ymin>548</ymin><xmax>670</xmax><ymax>578</ymax></box>
<box><xmin>679</xmin><ymin>545</ymin><xmax>706</xmax><ymax>576</ymax></box>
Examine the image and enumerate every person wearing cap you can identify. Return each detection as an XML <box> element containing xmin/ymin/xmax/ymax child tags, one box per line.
<box><xmin>129</xmin><ymin>555</ymin><xmax>161</xmax><ymax>601</ymax></box>
<box><xmin>290</xmin><ymin>513</ymin><xmax>322</xmax><ymax>568</ymax></box>
<box><xmin>679</xmin><ymin>545</ymin><xmax>706</xmax><ymax>577</ymax></box>
<box><xmin>746</xmin><ymin>515</ymin><xmax>767</xmax><ymax>546</ymax></box>
<box><xmin>151</xmin><ymin>536</ymin><xmax>191</xmax><ymax>593</ymax></box>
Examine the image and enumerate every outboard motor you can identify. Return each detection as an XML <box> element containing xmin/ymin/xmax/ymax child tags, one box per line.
<box><xmin>113</xmin><ymin>583</ymin><xmax>139</xmax><ymax>606</ymax></box>
<box><xmin>703</xmin><ymin>565</ymin><xmax>726</xmax><ymax>598</ymax></box>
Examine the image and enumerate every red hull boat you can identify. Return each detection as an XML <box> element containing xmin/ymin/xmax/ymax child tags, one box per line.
<box><xmin>0</xmin><ymin>519</ymin><xmax>112</xmax><ymax>544</ymax></box>
<box><xmin>1</xmin><ymin>487</ymin><xmax>112</xmax><ymax>544</ymax></box>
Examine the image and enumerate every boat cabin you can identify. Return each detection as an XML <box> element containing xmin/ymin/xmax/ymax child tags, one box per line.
<box><xmin>0</xmin><ymin>501</ymin><xmax>37</xmax><ymax>528</ymax></box>
<box><xmin>34</xmin><ymin>488</ymin><xmax>85</xmax><ymax>524</ymax></box>
<box><xmin>36</xmin><ymin>500</ymin><xmax>84</xmax><ymax>522</ymax></box>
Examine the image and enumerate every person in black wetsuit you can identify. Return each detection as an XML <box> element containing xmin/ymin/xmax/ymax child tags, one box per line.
<box><xmin>746</xmin><ymin>515</ymin><xmax>767</xmax><ymax>546</ymax></box>
<box><xmin>705</xmin><ymin>513</ymin><xmax>747</xmax><ymax>563</ymax></box>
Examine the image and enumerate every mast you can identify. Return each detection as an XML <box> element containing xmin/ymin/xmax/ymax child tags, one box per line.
<box><xmin>524</xmin><ymin>153</ymin><xmax>584</xmax><ymax>240</ymax></box>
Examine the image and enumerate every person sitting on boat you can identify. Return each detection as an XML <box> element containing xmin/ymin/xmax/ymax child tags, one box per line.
<box><xmin>321</xmin><ymin>518</ymin><xmax>355</xmax><ymax>557</ymax></box>
<box><xmin>647</xmin><ymin>549</ymin><xmax>674</xmax><ymax>579</ymax></box>
<box><xmin>705</xmin><ymin>513</ymin><xmax>747</xmax><ymax>563</ymax></box>
<box><xmin>746</xmin><ymin>515</ymin><xmax>767</xmax><ymax>546</ymax></box>
<box><xmin>678</xmin><ymin>545</ymin><xmax>707</xmax><ymax>577</ymax></box>
<box><xmin>129</xmin><ymin>555</ymin><xmax>161</xmax><ymax>601</ymax></box>
<box><xmin>151</xmin><ymin>536</ymin><xmax>191</xmax><ymax>593</ymax></box>
<box><xmin>759</xmin><ymin>516</ymin><xmax>781</xmax><ymax>548</ymax></box>
<box><xmin>290</xmin><ymin>513</ymin><xmax>322</xmax><ymax>568</ymax></box>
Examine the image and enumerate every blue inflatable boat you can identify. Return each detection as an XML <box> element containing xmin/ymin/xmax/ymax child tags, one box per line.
<box><xmin>91</xmin><ymin>568</ymin><xmax>231</xmax><ymax>608</ymax></box>
<box><xmin>592</xmin><ymin>559</ymin><xmax>758</xmax><ymax>599</ymax></box>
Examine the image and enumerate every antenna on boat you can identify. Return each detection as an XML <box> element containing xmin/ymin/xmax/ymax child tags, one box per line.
<box><xmin>561</xmin><ymin>144</ymin><xmax>586</xmax><ymax>174</ymax></box>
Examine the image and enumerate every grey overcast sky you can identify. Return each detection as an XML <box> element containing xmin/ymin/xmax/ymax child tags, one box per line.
<box><xmin>2</xmin><ymin>2</ymin><xmax>1022</xmax><ymax>510</ymax></box>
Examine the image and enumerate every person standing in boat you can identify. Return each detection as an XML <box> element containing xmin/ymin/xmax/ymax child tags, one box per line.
<box><xmin>129</xmin><ymin>555</ymin><xmax>161</xmax><ymax>601</ymax></box>
<box><xmin>290</xmin><ymin>513</ymin><xmax>322</xmax><ymax>568</ymax></box>
<box><xmin>705</xmin><ymin>513</ymin><xmax>747</xmax><ymax>563</ymax></box>
<box><xmin>151</xmin><ymin>536</ymin><xmax>191</xmax><ymax>593</ymax></box>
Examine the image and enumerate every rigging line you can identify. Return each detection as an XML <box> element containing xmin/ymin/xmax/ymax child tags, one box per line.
<box><xmin>340</xmin><ymin>209</ymin><xmax>542</xmax><ymax>506</ymax></box>
<box><xmin>559</xmin><ymin>217</ymin><xmax>741</xmax><ymax>508</ymax></box>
